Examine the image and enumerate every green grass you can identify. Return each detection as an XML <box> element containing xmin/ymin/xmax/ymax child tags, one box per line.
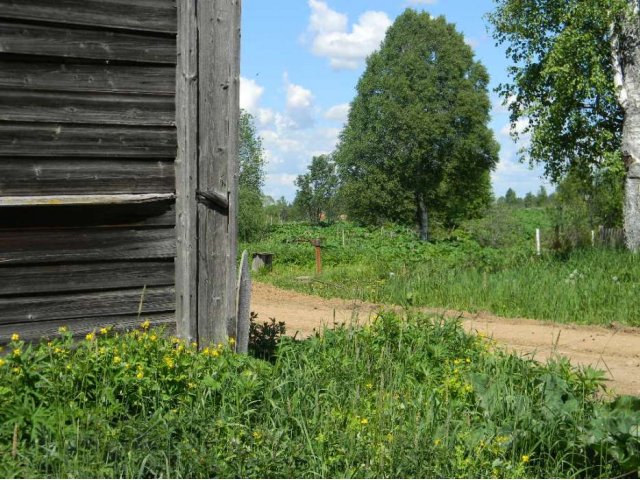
<box><xmin>245</xmin><ymin>221</ymin><xmax>640</xmax><ymax>326</ymax></box>
<box><xmin>1</xmin><ymin>316</ymin><xmax>638</xmax><ymax>478</ymax></box>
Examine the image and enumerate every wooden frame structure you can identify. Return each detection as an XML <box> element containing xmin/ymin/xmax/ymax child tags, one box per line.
<box><xmin>0</xmin><ymin>0</ymin><xmax>240</xmax><ymax>346</ymax></box>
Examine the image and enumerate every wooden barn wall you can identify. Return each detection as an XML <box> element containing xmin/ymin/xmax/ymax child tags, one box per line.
<box><xmin>0</xmin><ymin>1</ymin><xmax>178</xmax><ymax>342</ymax></box>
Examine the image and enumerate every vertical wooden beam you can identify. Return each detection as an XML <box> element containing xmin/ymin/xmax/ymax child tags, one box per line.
<box><xmin>175</xmin><ymin>0</ymin><xmax>198</xmax><ymax>343</ymax></box>
<box><xmin>176</xmin><ymin>0</ymin><xmax>239</xmax><ymax>347</ymax></box>
<box><xmin>227</xmin><ymin>0</ymin><xmax>241</xmax><ymax>338</ymax></box>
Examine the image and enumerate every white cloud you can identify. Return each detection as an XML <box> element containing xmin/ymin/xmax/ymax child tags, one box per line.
<box><xmin>307</xmin><ymin>0</ymin><xmax>392</xmax><ymax>70</ymax></box>
<box><xmin>500</xmin><ymin>117</ymin><xmax>530</xmax><ymax>138</ymax></box>
<box><xmin>284</xmin><ymin>73</ymin><xmax>316</xmax><ymax>129</ymax></box>
<box><xmin>465</xmin><ymin>37</ymin><xmax>480</xmax><ymax>49</ymax></box>
<box><xmin>239</xmin><ymin>77</ymin><xmax>264</xmax><ymax>114</ymax></box>
<box><xmin>324</xmin><ymin>103</ymin><xmax>350</xmax><ymax>123</ymax></box>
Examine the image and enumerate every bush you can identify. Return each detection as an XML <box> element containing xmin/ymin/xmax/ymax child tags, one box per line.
<box><xmin>248</xmin><ymin>313</ymin><xmax>287</xmax><ymax>362</ymax></box>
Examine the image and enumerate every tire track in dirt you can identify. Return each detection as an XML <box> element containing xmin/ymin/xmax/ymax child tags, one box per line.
<box><xmin>251</xmin><ymin>282</ymin><xmax>640</xmax><ymax>396</ymax></box>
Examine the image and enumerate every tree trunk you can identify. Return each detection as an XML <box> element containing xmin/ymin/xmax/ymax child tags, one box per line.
<box><xmin>613</xmin><ymin>4</ymin><xmax>640</xmax><ymax>251</ymax></box>
<box><xmin>416</xmin><ymin>192</ymin><xmax>429</xmax><ymax>242</ymax></box>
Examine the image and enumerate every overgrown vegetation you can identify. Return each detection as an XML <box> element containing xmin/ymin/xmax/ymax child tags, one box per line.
<box><xmin>1</xmin><ymin>316</ymin><xmax>638</xmax><ymax>478</ymax></box>
<box><xmin>245</xmin><ymin>212</ymin><xmax>640</xmax><ymax>326</ymax></box>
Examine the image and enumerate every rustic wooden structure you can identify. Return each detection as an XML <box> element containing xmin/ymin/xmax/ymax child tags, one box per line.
<box><xmin>0</xmin><ymin>0</ymin><xmax>240</xmax><ymax>346</ymax></box>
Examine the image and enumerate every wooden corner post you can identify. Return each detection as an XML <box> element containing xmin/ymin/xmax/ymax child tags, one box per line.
<box><xmin>176</xmin><ymin>0</ymin><xmax>240</xmax><ymax>347</ymax></box>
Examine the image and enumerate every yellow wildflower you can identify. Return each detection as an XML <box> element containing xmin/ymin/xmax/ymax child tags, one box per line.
<box><xmin>11</xmin><ymin>333</ymin><xmax>19</xmax><ymax>342</ymax></box>
<box><xmin>12</xmin><ymin>348</ymin><xmax>21</xmax><ymax>357</ymax></box>
<box><xmin>0</xmin><ymin>359</ymin><xmax>5</xmax><ymax>367</ymax></box>
<box><xmin>188</xmin><ymin>382</ymin><xmax>197</xmax><ymax>389</ymax></box>
<box><xmin>521</xmin><ymin>454</ymin><xmax>530</xmax><ymax>464</ymax></box>
<box><xmin>191</xmin><ymin>342</ymin><xmax>198</xmax><ymax>349</ymax></box>
<box><xmin>365</xmin><ymin>382</ymin><xmax>374</xmax><ymax>389</ymax></box>
<box><xmin>202</xmin><ymin>347</ymin><xmax>211</xmax><ymax>356</ymax></box>
<box><xmin>85</xmin><ymin>332</ymin><xmax>95</xmax><ymax>341</ymax></box>
<box><xmin>465</xmin><ymin>358</ymin><xmax>471</xmax><ymax>364</ymax></box>
<box><xmin>12</xmin><ymin>367</ymin><xmax>21</xmax><ymax>375</ymax></box>
<box><xmin>434</xmin><ymin>438</ymin><xmax>441</xmax><ymax>446</ymax></box>
<box><xmin>211</xmin><ymin>349</ymin><xmax>220</xmax><ymax>357</ymax></box>
<box><xmin>228</xmin><ymin>337</ymin><xmax>236</xmax><ymax>346</ymax></box>
<box><xmin>47</xmin><ymin>341</ymin><xmax>53</xmax><ymax>347</ymax></box>
<box><xmin>360</xmin><ymin>418</ymin><xmax>369</xmax><ymax>425</ymax></box>
<box><xmin>113</xmin><ymin>356</ymin><xmax>122</xmax><ymax>364</ymax></box>
<box><xmin>54</xmin><ymin>347</ymin><xmax>63</xmax><ymax>355</ymax></box>
<box><xmin>100</xmin><ymin>327</ymin><xmax>109</xmax><ymax>335</ymax></box>
<box><xmin>171</xmin><ymin>336</ymin><xmax>181</xmax><ymax>345</ymax></box>
<box><xmin>164</xmin><ymin>356</ymin><xmax>175</xmax><ymax>368</ymax></box>
<box><xmin>58</xmin><ymin>326</ymin><xmax>68</xmax><ymax>333</ymax></box>
<box><xmin>65</xmin><ymin>364</ymin><xmax>72</xmax><ymax>370</ymax></box>
<box><xmin>136</xmin><ymin>371</ymin><xmax>144</xmax><ymax>379</ymax></box>
<box><xmin>140</xmin><ymin>320</ymin><xmax>151</xmax><ymax>330</ymax></box>
<box><xmin>150</xmin><ymin>334</ymin><xmax>158</xmax><ymax>342</ymax></box>
<box><xmin>252</xmin><ymin>430</ymin><xmax>263</xmax><ymax>440</ymax></box>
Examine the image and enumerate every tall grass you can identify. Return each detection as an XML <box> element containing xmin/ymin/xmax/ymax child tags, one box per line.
<box><xmin>2</xmin><ymin>316</ymin><xmax>637</xmax><ymax>478</ymax></box>
<box><xmin>247</xmin><ymin>222</ymin><xmax>640</xmax><ymax>326</ymax></box>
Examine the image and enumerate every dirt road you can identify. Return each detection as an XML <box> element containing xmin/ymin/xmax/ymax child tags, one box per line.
<box><xmin>252</xmin><ymin>282</ymin><xmax>640</xmax><ymax>396</ymax></box>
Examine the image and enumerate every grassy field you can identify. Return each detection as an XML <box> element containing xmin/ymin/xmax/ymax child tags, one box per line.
<box><xmin>1</xmin><ymin>317</ymin><xmax>638</xmax><ymax>478</ymax></box>
<box><xmin>245</xmin><ymin>215</ymin><xmax>640</xmax><ymax>326</ymax></box>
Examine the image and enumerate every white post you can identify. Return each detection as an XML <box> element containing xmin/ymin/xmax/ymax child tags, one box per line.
<box><xmin>536</xmin><ymin>228</ymin><xmax>541</xmax><ymax>256</ymax></box>
<box><xmin>591</xmin><ymin>230</ymin><xmax>595</xmax><ymax>247</ymax></box>
<box><xmin>342</xmin><ymin>228</ymin><xmax>345</xmax><ymax>247</ymax></box>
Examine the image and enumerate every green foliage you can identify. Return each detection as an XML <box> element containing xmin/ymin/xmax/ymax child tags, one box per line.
<box><xmin>293</xmin><ymin>154</ymin><xmax>340</xmax><ymax>223</ymax></box>
<box><xmin>336</xmin><ymin>9</ymin><xmax>498</xmax><ymax>238</ymax></box>
<box><xmin>1</xmin><ymin>315</ymin><xmax>637</xmax><ymax>478</ymax></box>
<box><xmin>487</xmin><ymin>0</ymin><xmax>627</xmax><ymax>181</ymax></box>
<box><xmin>238</xmin><ymin>111</ymin><xmax>267</xmax><ymax>241</ymax></box>
<box><xmin>248</xmin><ymin>313</ymin><xmax>287</xmax><ymax>363</ymax></box>
<box><xmin>247</xmin><ymin>219</ymin><xmax>640</xmax><ymax>326</ymax></box>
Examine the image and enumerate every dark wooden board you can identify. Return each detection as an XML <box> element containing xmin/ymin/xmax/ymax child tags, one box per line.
<box><xmin>0</xmin><ymin>260</ymin><xmax>174</xmax><ymax>295</ymax></box>
<box><xmin>0</xmin><ymin>124</ymin><xmax>176</xmax><ymax>157</ymax></box>
<box><xmin>0</xmin><ymin>90</ymin><xmax>175</xmax><ymax>126</ymax></box>
<box><xmin>0</xmin><ymin>202</ymin><xmax>176</xmax><ymax>228</ymax></box>
<box><xmin>0</xmin><ymin>286</ymin><xmax>175</xmax><ymax>323</ymax></box>
<box><xmin>0</xmin><ymin>0</ymin><xmax>176</xmax><ymax>34</ymax></box>
<box><xmin>0</xmin><ymin>312</ymin><xmax>176</xmax><ymax>344</ymax></box>
<box><xmin>0</xmin><ymin>62</ymin><xmax>175</xmax><ymax>94</ymax></box>
<box><xmin>0</xmin><ymin>22</ymin><xmax>176</xmax><ymax>64</ymax></box>
<box><xmin>0</xmin><ymin>158</ymin><xmax>175</xmax><ymax>195</ymax></box>
<box><xmin>0</xmin><ymin>227</ymin><xmax>176</xmax><ymax>264</ymax></box>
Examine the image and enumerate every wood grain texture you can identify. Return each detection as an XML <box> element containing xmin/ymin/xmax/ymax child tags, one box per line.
<box><xmin>235</xmin><ymin>250</ymin><xmax>251</xmax><ymax>354</ymax></box>
<box><xmin>0</xmin><ymin>159</ymin><xmax>174</xmax><ymax>195</ymax></box>
<box><xmin>0</xmin><ymin>62</ymin><xmax>175</xmax><ymax>94</ymax></box>
<box><xmin>0</xmin><ymin>203</ymin><xmax>175</xmax><ymax>228</ymax></box>
<box><xmin>0</xmin><ymin>261</ymin><xmax>174</xmax><ymax>295</ymax></box>
<box><xmin>175</xmin><ymin>0</ymin><xmax>199</xmax><ymax>342</ymax></box>
<box><xmin>0</xmin><ymin>312</ymin><xmax>175</xmax><ymax>344</ymax></box>
<box><xmin>0</xmin><ymin>286</ymin><xmax>175</xmax><ymax>323</ymax></box>
<box><xmin>0</xmin><ymin>124</ymin><xmax>176</xmax><ymax>157</ymax></box>
<box><xmin>0</xmin><ymin>227</ymin><xmax>175</xmax><ymax>264</ymax></box>
<box><xmin>0</xmin><ymin>0</ymin><xmax>176</xmax><ymax>34</ymax></box>
<box><xmin>0</xmin><ymin>22</ymin><xmax>176</xmax><ymax>64</ymax></box>
<box><xmin>0</xmin><ymin>194</ymin><xmax>175</xmax><ymax>206</ymax></box>
<box><xmin>0</xmin><ymin>90</ymin><xmax>175</xmax><ymax>126</ymax></box>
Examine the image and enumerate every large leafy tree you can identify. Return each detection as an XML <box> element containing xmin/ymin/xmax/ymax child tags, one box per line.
<box><xmin>335</xmin><ymin>9</ymin><xmax>499</xmax><ymax>241</ymax></box>
<box><xmin>293</xmin><ymin>154</ymin><xmax>340</xmax><ymax>223</ymax></box>
<box><xmin>238</xmin><ymin>110</ymin><xmax>266</xmax><ymax>241</ymax></box>
<box><xmin>487</xmin><ymin>0</ymin><xmax>640</xmax><ymax>250</ymax></box>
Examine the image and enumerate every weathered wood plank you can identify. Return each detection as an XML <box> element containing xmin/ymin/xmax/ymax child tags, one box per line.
<box><xmin>0</xmin><ymin>62</ymin><xmax>175</xmax><ymax>94</ymax></box>
<box><xmin>0</xmin><ymin>227</ymin><xmax>175</xmax><ymax>264</ymax></box>
<box><xmin>196</xmin><ymin>0</ymin><xmax>235</xmax><ymax>346</ymax></box>
<box><xmin>0</xmin><ymin>312</ymin><xmax>176</xmax><ymax>344</ymax></box>
<box><xmin>0</xmin><ymin>159</ymin><xmax>174</xmax><ymax>195</ymax></box>
<box><xmin>0</xmin><ymin>0</ymin><xmax>176</xmax><ymax>34</ymax></box>
<box><xmin>0</xmin><ymin>194</ymin><xmax>175</xmax><ymax>206</ymax></box>
<box><xmin>235</xmin><ymin>250</ymin><xmax>251</xmax><ymax>354</ymax></box>
<box><xmin>0</xmin><ymin>261</ymin><xmax>174</xmax><ymax>295</ymax></box>
<box><xmin>0</xmin><ymin>22</ymin><xmax>176</xmax><ymax>64</ymax></box>
<box><xmin>0</xmin><ymin>286</ymin><xmax>175</xmax><ymax>323</ymax></box>
<box><xmin>0</xmin><ymin>203</ymin><xmax>175</xmax><ymax>228</ymax></box>
<box><xmin>0</xmin><ymin>90</ymin><xmax>175</xmax><ymax>126</ymax></box>
<box><xmin>175</xmin><ymin>0</ymin><xmax>199</xmax><ymax>343</ymax></box>
<box><xmin>0</xmin><ymin>124</ymin><xmax>176</xmax><ymax>157</ymax></box>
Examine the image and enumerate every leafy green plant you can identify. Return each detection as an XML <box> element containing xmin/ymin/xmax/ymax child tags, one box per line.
<box><xmin>248</xmin><ymin>313</ymin><xmax>287</xmax><ymax>362</ymax></box>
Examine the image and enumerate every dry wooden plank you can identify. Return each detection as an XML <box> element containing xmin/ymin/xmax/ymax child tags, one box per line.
<box><xmin>0</xmin><ymin>124</ymin><xmax>176</xmax><ymax>158</ymax></box>
<box><xmin>174</xmin><ymin>0</ymin><xmax>199</xmax><ymax>343</ymax></box>
<box><xmin>0</xmin><ymin>203</ymin><xmax>175</xmax><ymax>228</ymax></box>
<box><xmin>0</xmin><ymin>0</ymin><xmax>176</xmax><ymax>34</ymax></box>
<box><xmin>0</xmin><ymin>286</ymin><xmax>175</xmax><ymax>323</ymax></box>
<box><xmin>0</xmin><ymin>194</ymin><xmax>175</xmax><ymax>206</ymax></box>
<box><xmin>0</xmin><ymin>227</ymin><xmax>175</xmax><ymax>265</ymax></box>
<box><xmin>0</xmin><ymin>261</ymin><xmax>174</xmax><ymax>295</ymax></box>
<box><xmin>0</xmin><ymin>90</ymin><xmax>175</xmax><ymax>126</ymax></box>
<box><xmin>0</xmin><ymin>62</ymin><xmax>175</xmax><ymax>94</ymax></box>
<box><xmin>196</xmin><ymin>0</ymin><xmax>235</xmax><ymax>346</ymax></box>
<box><xmin>0</xmin><ymin>159</ymin><xmax>174</xmax><ymax>195</ymax></box>
<box><xmin>235</xmin><ymin>250</ymin><xmax>251</xmax><ymax>354</ymax></box>
<box><xmin>0</xmin><ymin>22</ymin><xmax>176</xmax><ymax>64</ymax></box>
<box><xmin>0</xmin><ymin>312</ymin><xmax>175</xmax><ymax>344</ymax></box>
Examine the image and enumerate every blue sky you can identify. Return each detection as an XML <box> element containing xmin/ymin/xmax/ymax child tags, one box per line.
<box><xmin>240</xmin><ymin>0</ymin><xmax>552</xmax><ymax>201</ymax></box>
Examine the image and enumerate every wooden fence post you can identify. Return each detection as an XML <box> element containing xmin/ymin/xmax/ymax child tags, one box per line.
<box><xmin>535</xmin><ymin>228</ymin><xmax>541</xmax><ymax>256</ymax></box>
<box><xmin>176</xmin><ymin>0</ymin><xmax>240</xmax><ymax>347</ymax></box>
<box><xmin>235</xmin><ymin>250</ymin><xmax>251</xmax><ymax>354</ymax></box>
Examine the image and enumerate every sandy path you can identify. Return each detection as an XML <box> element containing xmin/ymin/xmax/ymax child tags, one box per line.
<box><xmin>251</xmin><ymin>282</ymin><xmax>640</xmax><ymax>397</ymax></box>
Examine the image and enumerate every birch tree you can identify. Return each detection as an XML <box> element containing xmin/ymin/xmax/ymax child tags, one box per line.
<box><xmin>489</xmin><ymin>0</ymin><xmax>640</xmax><ymax>250</ymax></box>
